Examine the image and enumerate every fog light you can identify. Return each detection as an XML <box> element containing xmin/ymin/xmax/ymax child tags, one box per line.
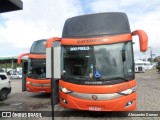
<box><xmin>125</xmin><ymin>100</ymin><xmax>133</xmax><ymax>107</ymax></box>
<box><xmin>62</xmin><ymin>98</ymin><xmax>68</xmax><ymax>104</ymax></box>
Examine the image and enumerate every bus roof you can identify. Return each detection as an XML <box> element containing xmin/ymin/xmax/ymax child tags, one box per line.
<box><xmin>62</xmin><ymin>12</ymin><xmax>131</xmax><ymax>38</ymax></box>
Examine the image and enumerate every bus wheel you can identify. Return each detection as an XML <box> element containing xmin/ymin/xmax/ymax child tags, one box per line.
<box><xmin>0</xmin><ymin>89</ymin><xmax>8</xmax><ymax>101</ymax></box>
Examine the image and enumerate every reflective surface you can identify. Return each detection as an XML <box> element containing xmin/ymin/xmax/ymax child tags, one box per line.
<box><xmin>28</xmin><ymin>59</ymin><xmax>46</xmax><ymax>79</ymax></box>
<box><xmin>30</xmin><ymin>40</ymin><xmax>46</xmax><ymax>54</ymax></box>
<box><xmin>62</xmin><ymin>42</ymin><xmax>134</xmax><ymax>82</ymax></box>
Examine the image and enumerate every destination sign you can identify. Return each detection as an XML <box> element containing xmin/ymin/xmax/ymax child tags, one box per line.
<box><xmin>70</xmin><ymin>47</ymin><xmax>90</xmax><ymax>51</ymax></box>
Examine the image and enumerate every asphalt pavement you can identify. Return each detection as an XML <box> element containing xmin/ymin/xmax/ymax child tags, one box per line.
<box><xmin>0</xmin><ymin>69</ymin><xmax>160</xmax><ymax>120</ymax></box>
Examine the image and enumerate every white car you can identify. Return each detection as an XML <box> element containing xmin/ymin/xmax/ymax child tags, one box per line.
<box><xmin>0</xmin><ymin>72</ymin><xmax>11</xmax><ymax>101</ymax></box>
<box><xmin>10</xmin><ymin>73</ymin><xmax>22</xmax><ymax>79</ymax></box>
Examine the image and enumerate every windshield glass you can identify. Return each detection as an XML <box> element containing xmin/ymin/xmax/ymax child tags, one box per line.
<box><xmin>28</xmin><ymin>59</ymin><xmax>46</xmax><ymax>79</ymax></box>
<box><xmin>62</xmin><ymin>41</ymin><xmax>134</xmax><ymax>81</ymax></box>
<box><xmin>62</xmin><ymin>46</ymin><xmax>93</xmax><ymax>80</ymax></box>
<box><xmin>94</xmin><ymin>42</ymin><xmax>133</xmax><ymax>79</ymax></box>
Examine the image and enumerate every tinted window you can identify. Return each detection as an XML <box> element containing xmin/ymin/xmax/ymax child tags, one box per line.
<box><xmin>30</xmin><ymin>39</ymin><xmax>46</xmax><ymax>54</ymax></box>
<box><xmin>28</xmin><ymin>59</ymin><xmax>46</xmax><ymax>79</ymax></box>
<box><xmin>62</xmin><ymin>41</ymin><xmax>134</xmax><ymax>81</ymax></box>
<box><xmin>0</xmin><ymin>75</ymin><xmax>7</xmax><ymax>80</ymax></box>
<box><xmin>62</xmin><ymin>46</ymin><xmax>92</xmax><ymax>80</ymax></box>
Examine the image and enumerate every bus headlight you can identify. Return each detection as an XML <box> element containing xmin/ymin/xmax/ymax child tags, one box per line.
<box><xmin>59</xmin><ymin>86</ymin><xmax>72</xmax><ymax>94</ymax></box>
<box><xmin>27</xmin><ymin>81</ymin><xmax>31</xmax><ymax>84</ymax></box>
<box><xmin>119</xmin><ymin>86</ymin><xmax>137</xmax><ymax>95</ymax></box>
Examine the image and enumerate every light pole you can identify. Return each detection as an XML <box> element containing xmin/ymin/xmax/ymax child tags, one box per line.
<box><xmin>149</xmin><ymin>47</ymin><xmax>153</xmax><ymax>64</ymax></box>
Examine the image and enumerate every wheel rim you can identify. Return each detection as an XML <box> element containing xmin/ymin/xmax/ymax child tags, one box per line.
<box><xmin>1</xmin><ymin>91</ymin><xmax>7</xmax><ymax>100</ymax></box>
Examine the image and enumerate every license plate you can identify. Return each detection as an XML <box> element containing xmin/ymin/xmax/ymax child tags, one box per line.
<box><xmin>88</xmin><ymin>106</ymin><xmax>102</xmax><ymax>111</ymax></box>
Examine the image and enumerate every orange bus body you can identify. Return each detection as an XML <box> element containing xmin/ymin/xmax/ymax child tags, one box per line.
<box><xmin>58</xmin><ymin>36</ymin><xmax>136</xmax><ymax>111</ymax></box>
<box><xmin>25</xmin><ymin>54</ymin><xmax>51</xmax><ymax>93</ymax></box>
<box><xmin>26</xmin><ymin>77</ymin><xmax>50</xmax><ymax>93</ymax></box>
<box><xmin>46</xmin><ymin>13</ymin><xmax>148</xmax><ymax>111</ymax></box>
<box><xmin>59</xmin><ymin>80</ymin><xmax>136</xmax><ymax>111</ymax></box>
<box><xmin>18</xmin><ymin>40</ymin><xmax>51</xmax><ymax>93</ymax></box>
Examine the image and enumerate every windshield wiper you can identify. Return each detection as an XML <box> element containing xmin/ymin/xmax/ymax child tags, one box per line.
<box><xmin>73</xmin><ymin>76</ymin><xmax>89</xmax><ymax>80</ymax></box>
<box><xmin>63</xmin><ymin>76</ymin><xmax>89</xmax><ymax>80</ymax></box>
<box><xmin>113</xmin><ymin>77</ymin><xmax>129</xmax><ymax>82</ymax></box>
<box><xmin>122</xmin><ymin>42</ymin><xmax>128</xmax><ymax>62</ymax></box>
<box><xmin>106</xmin><ymin>77</ymin><xmax>129</xmax><ymax>82</ymax></box>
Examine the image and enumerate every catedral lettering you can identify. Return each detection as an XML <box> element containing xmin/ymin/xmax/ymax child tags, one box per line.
<box><xmin>46</xmin><ymin>12</ymin><xmax>148</xmax><ymax>111</ymax></box>
<box><xmin>18</xmin><ymin>40</ymin><xmax>51</xmax><ymax>93</ymax></box>
<box><xmin>77</xmin><ymin>39</ymin><xmax>104</xmax><ymax>43</ymax></box>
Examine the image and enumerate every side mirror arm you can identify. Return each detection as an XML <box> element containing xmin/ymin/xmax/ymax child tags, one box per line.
<box><xmin>18</xmin><ymin>53</ymin><xmax>29</xmax><ymax>64</ymax></box>
<box><xmin>132</xmin><ymin>30</ymin><xmax>148</xmax><ymax>52</ymax></box>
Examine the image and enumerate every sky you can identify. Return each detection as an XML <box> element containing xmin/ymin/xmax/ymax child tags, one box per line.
<box><xmin>0</xmin><ymin>0</ymin><xmax>160</xmax><ymax>60</ymax></box>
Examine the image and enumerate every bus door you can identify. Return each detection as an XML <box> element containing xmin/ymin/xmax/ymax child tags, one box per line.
<box><xmin>22</xmin><ymin>61</ymin><xmax>28</xmax><ymax>91</ymax></box>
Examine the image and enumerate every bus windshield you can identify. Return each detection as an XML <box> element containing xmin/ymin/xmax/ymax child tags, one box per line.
<box><xmin>62</xmin><ymin>41</ymin><xmax>134</xmax><ymax>81</ymax></box>
<box><xmin>30</xmin><ymin>40</ymin><xmax>46</xmax><ymax>54</ymax></box>
<box><xmin>28</xmin><ymin>59</ymin><xmax>46</xmax><ymax>79</ymax></box>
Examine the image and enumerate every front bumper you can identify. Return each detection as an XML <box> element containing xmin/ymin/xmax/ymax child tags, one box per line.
<box><xmin>26</xmin><ymin>83</ymin><xmax>51</xmax><ymax>93</ymax></box>
<box><xmin>60</xmin><ymin>91</ymin><xmax>136</xmax><ymax>111</ymax></box>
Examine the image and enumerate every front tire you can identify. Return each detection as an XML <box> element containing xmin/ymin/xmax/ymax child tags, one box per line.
<box><xmin>0</xmin><ymin>89</ymin><xmax>8</xmax><ymax>101</ymax></box>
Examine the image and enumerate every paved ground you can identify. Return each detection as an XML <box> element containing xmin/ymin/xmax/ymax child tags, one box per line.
<box><xmin>0</xmin><ymin>69</ymin><xmax>160</xmax><ymax>120</ymax></box>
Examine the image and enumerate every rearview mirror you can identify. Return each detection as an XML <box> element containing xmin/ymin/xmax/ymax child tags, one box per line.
<box><xmin>132</xmin><ymin>30</ymin><xmax>148</xmax><ymax>52</ymax></box>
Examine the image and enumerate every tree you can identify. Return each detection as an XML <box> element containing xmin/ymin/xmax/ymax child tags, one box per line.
<box><xmin>154</xmin><ymin>56</ymin><xmax>160</xmax><ymax>62</ymax></box>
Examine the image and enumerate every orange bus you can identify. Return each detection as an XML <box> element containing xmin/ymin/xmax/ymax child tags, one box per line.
<box><xmin>46</xmin><ymin>12</ymin><xmax>148</xmax><ymax>111</ymax></box>
<box><xmin>18</xmin><ymin>39</ymin><xmax>50</xmax><ymax>93</ymax></box>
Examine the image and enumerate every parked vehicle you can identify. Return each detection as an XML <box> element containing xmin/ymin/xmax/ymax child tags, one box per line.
<box><xmin>18</xmin><ymin>39</ymin><xmax>50</xmax><ymax>93</ymax></box>
<box><xmin>156</xmin><ymin>61</ymin><xmax>160</xmax><ymax>71</ymax></box>
<box><xmin>10</xmin><ymin>73</ymin><xmax>22</xmax><ymax>79</ymax></box>
<box><xmin>0</xmin><ymin>68</ymin><xmax>4</xmax><ymax>72</ymax></box>
<box><xmin>135</xmin><ymin>60</ymin><xmax>145</xmax><ymax>73</ymax></box>
<box><xmin>46</xmin><ymin>12</ymin><xmax>148</xmax><ymax>111</ymax></box>
<box><xmin>144</xmin><ymin>61</ymin><xmax>153</xmax><ymax>70</ymax></box>
<box><xmin>0</xmin><ymin>72</ymin><xmax>11</xmax><ymax>101</ymax></box>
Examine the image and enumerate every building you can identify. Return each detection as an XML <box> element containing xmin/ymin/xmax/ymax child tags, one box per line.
<box><xmin>0</xmin><ymin>56</ymin><xmax>27</xmax><ymax>74</ymax></box>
